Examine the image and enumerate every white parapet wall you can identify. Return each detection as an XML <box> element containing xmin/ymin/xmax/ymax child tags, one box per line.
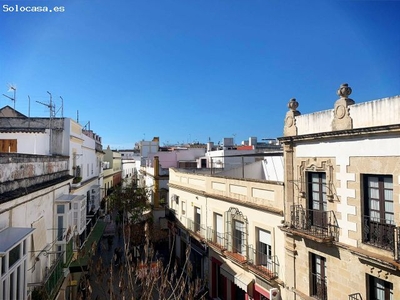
<box><xmin>295</xmin><ymin>95</ymin><xmax>400</xmax><ymax>135</ymax></box>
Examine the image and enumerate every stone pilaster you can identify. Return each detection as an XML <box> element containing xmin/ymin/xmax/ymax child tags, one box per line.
<box><xmin>283</xmin><ymin>143</ymin><xmax>295</xmax><ymax>222</ymax></box>
<box><xmin>284</xmin><ymin>233</ymin><xmax>298</xmax><ymax>300</ymax></box>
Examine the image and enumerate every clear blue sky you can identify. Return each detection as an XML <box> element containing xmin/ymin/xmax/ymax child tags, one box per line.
<box><xmin>1</xmin><ymin>0</ymin><xmax>399</xmax><ymax>149</ymax></box>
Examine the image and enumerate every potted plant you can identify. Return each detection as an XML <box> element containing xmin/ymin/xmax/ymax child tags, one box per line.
<box><xmin>72</xmin><ymin>176</ymin><xmax>82</xmax><ymax>184</ymax></box>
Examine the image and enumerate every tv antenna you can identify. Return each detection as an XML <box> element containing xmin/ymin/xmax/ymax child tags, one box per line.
<box><xmin>36</xmin><ymin>91</ymin><xmax>55</xmax><ymax>154</ymax></box>
<box><xmin>2</xmin><ymin>84</ymin><xmax>17</xmax><ymax>109</ymax></box>
<box><xmin>58</xmin><ymin>96</ymin><xmax>64</xmax><ymax>118</ymax></box>
<box><xmin>83</xmin><ymin>121</ymin><xmax>90</xmax><ymax>131</ymax></box>
<box><xmin>36</xmin><ymin>91</ymin><xmax>55</xmax><ymax>118</ymax></box>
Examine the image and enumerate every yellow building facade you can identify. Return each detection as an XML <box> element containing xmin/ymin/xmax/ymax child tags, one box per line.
<box><xmin>279</xmin><ymin>84</ymin><xmax>400</xmax><ymax>300</ymax></box>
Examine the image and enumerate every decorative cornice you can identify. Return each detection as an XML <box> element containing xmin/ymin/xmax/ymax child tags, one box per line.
<box><xmin>278</xmin><ymin>124</ymin><xmax>400</xmax><ymax>143</ymax></box>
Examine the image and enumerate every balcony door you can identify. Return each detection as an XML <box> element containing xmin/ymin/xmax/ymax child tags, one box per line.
<box><xmin>363</xmin><ymin>175</ymin><xmax>394</xmax><ymax>250</ymax></box>
<box><xmin>311</xmin><ymin>253</ymin><xmax>327</xmax><ymax>300</ymax></box>
<box><xmin>194</xmin><ymin>207</ymin><xmax>201</xmax><ymax>233</ymax></box>
<box><xmin>233</xmin><ymin>220</ymin><xmax>245</xmax><ymax>255</ymax></box>
<box><xmin>258</xmin><ymin>229</ymin><xmax>272</xmax><ymax>268</ymax></box>
<box><xmin>308</xmin><ymin>172</ymin><xmax>327</xmax><ymax>228</ymax></box>
<box><xmin>215</xmin><ymin>213</ymin><xmax>223</xmax><ymax>245</ymax></box>
<box><xmin>368</xmin><ymin>275</ymin><xmax>393</xmax><ymax>300</ymax></box>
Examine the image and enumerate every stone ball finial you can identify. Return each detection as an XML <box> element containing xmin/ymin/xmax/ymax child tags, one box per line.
<box><xmin>337</xmin><ymin>83</ymin><xmax>352</xmax><ymax>99</ymax></box>
<box><xmin>288</xmin><ymin>98</ymin><xmax>299</xmax><ymax>111</ymax></box>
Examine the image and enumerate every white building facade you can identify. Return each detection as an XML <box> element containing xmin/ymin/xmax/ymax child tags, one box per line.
<box><xmin>167</xmin><ymin>154</ymin><xmax>285</xmax><ymax>300</ymax></box>
<box><xmin>0</xmin><ymin>106</ymin><xmax>104</xmax><ymax>300</ymax></box>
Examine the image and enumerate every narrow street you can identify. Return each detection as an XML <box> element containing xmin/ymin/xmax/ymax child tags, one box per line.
<box><xmin>84</xmin><ymin>216</ymin><xmax>143</xmax><ymax>300</ymax></box>
<box><xmin>79</xmin><ymin>211</ymin><xmax>181</xmax><ymax>300</ymax></box>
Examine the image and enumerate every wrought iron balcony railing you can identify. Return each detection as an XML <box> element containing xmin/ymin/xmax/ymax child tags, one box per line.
<box><xmin>311</xmin><ymin>272</ymin><xmax>327</xmax><ymax>300</ymax></box>
<box><xmin>397</xmin><ymin>229</ymin><xmax>400</xmax><ymax>262</ymax></box>
<box><xmin>224</xmin><ymin>232</ymin><xmax>248</xmax><ymax>263</ymax></box>
<box><xmin>290</xmin><ymin>205</ymin><xmax>339</xmax><ymax>241</ymax></box>
<box><xmin>247</xmin><ymin>244</ymin><xmax>278</xmax><ymax>279</ymax></box>
<box><xmin>348</xmin><ymin>293</ymin><xmax>363</xmax><ymax>300</ymax></box>
<box><xmin>206</xmin><ymin>227</ymin><xmax>226</xmax><ymax>250</ymax></box>
<box><xmin>64</xmin><ymin>239</ymin><xmax>74</xmax><ymax>268</ymax></box>
<box><xmin>43</xmin><ymin>254</ymin><xmax>64</xmax><ymax>300</ymax></box>
<box><xmin>363</xmin><ymin>215</ymin><xmax>400</xmax><ymax>261</ymax></box>
<box><xmin>186</xmin><ymin>218</ymin><xmax>207</xmax><ymax>239</ymax></box>
<box><xmin>363</xmin><ymin>215</ymin><xmax>394</xmax><ymax>250</ymax></box>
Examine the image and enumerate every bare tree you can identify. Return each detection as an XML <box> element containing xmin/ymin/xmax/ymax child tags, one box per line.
<box><xmin>77</xmin><ymin>181</ymin><xmax>207</xmax><ymax>300</ymax></box>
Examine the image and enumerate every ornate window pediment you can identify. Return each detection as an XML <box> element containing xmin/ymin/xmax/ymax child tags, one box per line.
<box><xmin>224</xmin><ymin>207</ymin><xmax>248</xmax><ymax>255</ymax></box>
<box><xmin>298</xmin><ymin>158</ymin><xmax>334</xmax><ymax>201</ymax></box>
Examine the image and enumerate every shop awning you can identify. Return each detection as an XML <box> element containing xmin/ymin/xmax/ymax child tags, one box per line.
<box><xmin>69</xmin><ymin>220</ymin><xmax>106</xmax><ymax>272</ymax></box>
<box><xmin>220</xmin><ymin>260</ymin><xmax>255</xmax><ymax>295</ymax></box>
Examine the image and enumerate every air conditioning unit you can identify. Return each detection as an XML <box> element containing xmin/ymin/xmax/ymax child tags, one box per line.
<box><xmin>269</xmin><ymin>288</ymin><xmax>279</xmax><ymax>300</ymax></box>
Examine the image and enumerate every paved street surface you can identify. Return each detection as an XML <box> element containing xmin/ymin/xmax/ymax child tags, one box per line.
<box><xmin>85</xmin><ymin>217</ymin><xmax>142</xmax><ymax>300</ymax></box>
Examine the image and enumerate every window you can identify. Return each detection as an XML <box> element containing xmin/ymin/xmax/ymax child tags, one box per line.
<box><xmin>181</xmin><ymin>201</ymin><xmax>186</xmax><ymax>215</ymax></box>
<box><xmin>0</xmin><ymin>237</ymin><xmax>29</xmax><ymax>300</ymax></box>
<box><xmin>194</xmin><ymin>207</ymin><xmax>201</xmax><ymax>232</ymax></box>
<box><xmin>57</xmin><ymin>216</ymin><xmax>64</xmax><ymax>241</ymax></box>
<box><xmin>308</xmin><ymin>172</ymin><xmax>327</xmax><ymax>227</ymax></box>
<box><xmin>201</xmin><ymin>158</ymin><xmax>207</xmax><ymax>168</ymax></box>
<box><xmin>8</xmin><ymin>245</ymin><xmax>21</xmax><ymax>269</ymax></box>
<box><xmin>75</xmin><ymin>165</ymin><xmax>81</xmax><ymax>177</ymax></box>
<box><xmin>310</xmin><ymin>253</ymin><xmax>327</xmax><ymax>300</ymax></box>
<box><xmin>0</xmin><ymin>139</ymin><xmax>17</xmax><ymax>152</ymax></box>
<box><xmin>57</xmin><ymin>205</ymin><xmax>65</xmax><ymax>214</ymax></box>
<box><xmin>80</xmin><ymin>207</ymin><xmax>85</xmax><ymax>230</ymax></box>
<box><xmin>368</xmin><ymin>275</ymin><xmax>393</xmax><ymax>300</ymax></box>
<box><xmin>213</xmin><ymin>263</ymin><xmax>225</xmax><ymax>300</ymax></box>
<box><xmin>215</xmin><ymin>213</ymin><xmax>223</xmax><ymax>245</ymax></box>
<box><xmin>225</xmin><ymin>208</ymin><xmax>248</xmax><ymax>255</ymax></box>
<box><xmin>258</xmin><ymin>229</ymin><xmax>272</xmax><ymax>267</ymax></box>
<box><xmin>1</xmin><ymin>256</ymin><xmax>5</xmax><ymax>275</ymax></box>
<box><xmin>233</xmin><ymin>220</ymin><xmax>245</xmax><ymax>255</ymax></box>
<box><xmin>363</xmin><ymin>175</ymin><xmax>394</xmax><ymax>250</ymax></box>
<box><xmin>73</xmin><ymin>212</ymin><xmax>78</xmax><ymax>227</ymax></box>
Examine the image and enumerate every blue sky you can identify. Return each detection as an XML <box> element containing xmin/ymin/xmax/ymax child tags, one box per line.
<box><xmin>1</xmin><ymin>0</ymin><xmax>399</xmax><ymax>149</ymax></box>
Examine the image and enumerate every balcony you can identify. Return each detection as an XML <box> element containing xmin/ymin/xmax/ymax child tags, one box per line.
<box><xmin>247</xmin><ymin>245</ymin><xmax>278</xmax><ymax>280</ymax></box>
<box><xmin>289</xmin><ymin>205</ymin><xmax>339</xmax><ymax>242</ymax></box>
<box><xmin>64</xmin><ymin>239</ymin><xmax>74</xmax><ymax>267</ymax></box>
<box><xmin>186</xmin><ymin>218</ymin><xmax>207</xmax><ymax>240</ymax></box>
<box><xmin>363</xmin><ymin>215</ymin><xmax>400</xmax><ymax>261</ymax></box>
<box><xmin>348</xmin><ymin>293</ymin><xmax>363</xmax><ymax>300</ymax></box>
<box><xmin>206</xmin><ymin>227</ymin><xmax>226</xmax><ymax>252</ymax></box>
<box><xmin>310</xmin><ymin>272</ymin><xmax>327</xmax><ymax>300</ymax></box>
<box><xmin>43</xmin><ymin>255</ymin><xmax>64</xmax><ymax>300</ymax></box>
<box><xmin>224</xmin><ymin>234</ymin><xmax>247</xmax><ymax>264</ymax></box>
